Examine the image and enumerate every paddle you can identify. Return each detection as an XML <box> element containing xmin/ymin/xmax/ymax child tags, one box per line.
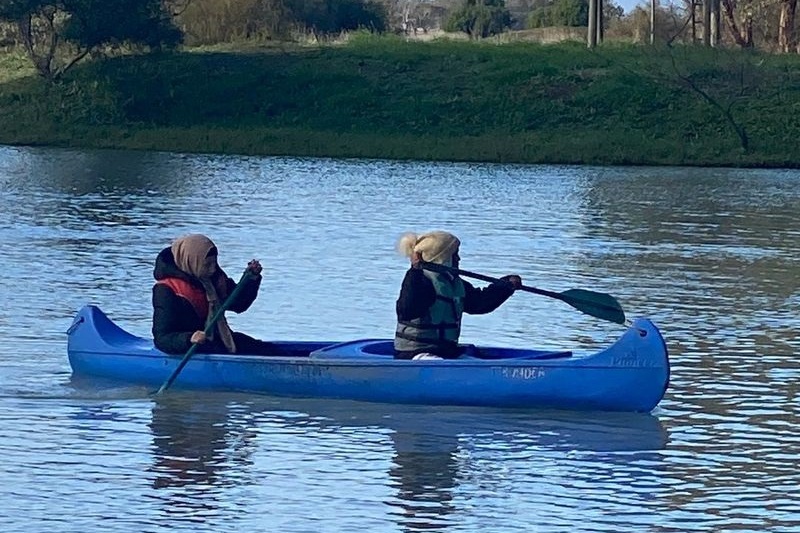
<box><xmin>419</xmin><ymin>261</ymin><xmax>626</xmax><ymax>325</ymax></box>
<box><xmin>155</xmin><ymin>270</ymin><xmax>255</xmax><ymax>395</ymax></box>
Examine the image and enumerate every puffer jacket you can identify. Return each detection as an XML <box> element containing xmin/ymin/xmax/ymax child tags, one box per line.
<box><xmin>152</xmin><ymin>247</ymin><xmax>261</xmax><ymax>354</ymax></box>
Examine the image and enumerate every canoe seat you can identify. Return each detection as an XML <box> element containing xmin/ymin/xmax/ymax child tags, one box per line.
<box><xmin>310</xmin><ymin>339</ymin><xmax>394</xmax><ymax>360</ymax></box>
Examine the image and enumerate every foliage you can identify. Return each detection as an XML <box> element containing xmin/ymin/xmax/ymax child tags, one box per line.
<box><xmin>175</xmin><ymin>0</ymin><xmax>386</xmax><ymax>44</ymax></box>
<box><xmin>2</xmin><ymin>38</ymin><xmax>800</xmax><ymax>166</ymax></box>
<box><xmin>0</xmin><ymin>46</ymin><xmax>34</xmax><ymax>82</ymax></box>
<box><xmin>527</xmin><ymin>0</ymin><xmax>588</xmax><ymax>29</ymax></box>
<box><xmin>62</xmin><ymin>0</ymin><xmax>181</xmax><ymax>49</ymax></box>
<box><xmin>381</xmin><ymin>0</ymin><xmax>445</xmax><ymax>34</ymax></box>
<box><xmin>605</xmin><ymin>0</ymin><xmax>623</xmax><ymax>21</ymax></box>
<box><xmin>609</xmin><ymin>4</ymin><xmax>690</xmax><ymax>44</ymax></box>
<box><xmin>286</xmin><ymin>0</ymin><xmax>387</xmax><ymax>34</ymax></box>
<box><xmin>444</xmin><ymin>0</ymin><xmax>512</xmax><ymax>39</ymax></box>
<box><xmin>0</xmin><ymin>0</ymin><xmax>180</xmax><ymax>79</ymax></box>
<box><xmin>175</xmin><ymin>0</ymin><xmax>293</xmax><ymax>44</ymax></box>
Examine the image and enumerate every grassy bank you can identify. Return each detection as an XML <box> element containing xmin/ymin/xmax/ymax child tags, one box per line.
<box><xmin>2</xmin><ymin>36</ymin><xmax>800</xmax><ymax>167</ymax></box>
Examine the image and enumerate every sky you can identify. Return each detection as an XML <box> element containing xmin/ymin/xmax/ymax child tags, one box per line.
<box><xmin>617</xmin><ymin>0</ymin><xmax>647</xmax><ymax>14</ymax></box>
<box><xmin>617</xmin><ymin>0</ymin><xmax>684</xmax><ymax>15</ymax></box>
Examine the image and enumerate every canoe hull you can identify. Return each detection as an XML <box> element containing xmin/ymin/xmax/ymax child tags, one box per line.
<box><xmin>67</xmin><ymin>305</ymin><xmax>669</xmax><ymax>412</ymax></box>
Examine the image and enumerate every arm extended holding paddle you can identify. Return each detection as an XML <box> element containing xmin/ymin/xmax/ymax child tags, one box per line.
<box><xmin>419</xmin><ymin>261</ymin><xmax>626</xmax><ymax>325</ymax></box>
<box><xmin>155</xmin><ymin>269</ymin><xmax>257</xmax><ymax>395</ymax></box>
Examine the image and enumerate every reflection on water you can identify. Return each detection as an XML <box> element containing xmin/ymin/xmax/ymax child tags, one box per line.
<box><xmin>139</xmin><ymin>393</ymin><xmax>668</xmax><ymax>533</ymax></box>
<box><xmin>580</xmin><ymin>168</ymin><xmax>800</xmax><ymax>354</ymax></box>
<box><xmin>147</xmin><ymin>396</ymin><xmax>259</xmax><ymax>524</ymax></box>
<box><xmin>389</xmin><ymin>430</ymin><xmax>459</xmax><ymax>532</ymax></box>
<box><xmin>0</xmin><ymin>145</ymin><xmax>799</xmax><ymax>533</ymax></box>
<box><xmin>149</xmin><ymin>397</ymin><xmax>256</xmax><ymax>489</ymax></box>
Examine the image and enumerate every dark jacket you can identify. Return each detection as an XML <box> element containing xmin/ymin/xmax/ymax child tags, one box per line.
<box><xmin>395</xmin><ymin>268</ymin><xmax>514</xmax><ymax>358</ymax></box>
<box><xmin>152</xmin><ymin>247</ymin><xmax>261</xmax><ymax>354</ymax></box>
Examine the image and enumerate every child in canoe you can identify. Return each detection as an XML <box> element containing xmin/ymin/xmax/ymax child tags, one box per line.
<box><xmin>394</xmin><ymin>231</ymin><xmax>522</xmax><ymax>360</ymax></box>
<box><xmin>152</xmin><ymin>234</ymin><xmax>285</xmax><ymax>356</ymax></box>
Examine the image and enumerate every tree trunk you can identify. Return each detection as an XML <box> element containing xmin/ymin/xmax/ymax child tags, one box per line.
<box><xmin>742</xmin><ymin>13</ymin><xmax>753</xmax><ymax>47</ymax></box>
<box><xmin>16</xmin><ymin>11</ymin><xmax>58</xmax><ymax>80</ymax></box>
<box><xmin>778</xmin><ymin>0</ymin><xmax>798</xmax><ymax>53</ymax></box>
<box><xmin>720</xmin><ymin>0</ymin><xmax>754</xmax><ymax>48</ymax></box>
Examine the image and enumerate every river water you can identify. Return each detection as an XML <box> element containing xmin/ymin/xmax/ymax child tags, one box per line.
<box><xmin>0</xmin><ymin>146</ymin><xmax>798</xmax><ymax>533</ymax></box>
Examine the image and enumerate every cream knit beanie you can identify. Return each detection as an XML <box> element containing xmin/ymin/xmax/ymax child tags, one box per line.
<box><xmin>397</xmin><ymin>231</ymin><xmax>460</xmax><ymax>265</ymax></box>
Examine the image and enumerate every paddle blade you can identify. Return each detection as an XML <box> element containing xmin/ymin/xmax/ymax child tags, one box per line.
<box><xmin>559</xmin><ymin>289</ymin><xmax>626</xmax><ymax>325</ymax></box>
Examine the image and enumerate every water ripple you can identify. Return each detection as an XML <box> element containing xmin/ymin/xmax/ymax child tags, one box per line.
<box><xmin>1</xmin><ymin>147</ymin><xmax>799</xmax><ymax>533</ymax></box>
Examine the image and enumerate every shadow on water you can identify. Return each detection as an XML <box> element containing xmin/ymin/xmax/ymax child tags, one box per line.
<box><xmin>0</xmin><ymin>146</ymin><xmax>198</xmax><ymax>195</ymax></box>
<box><xmin>140</xmin><ymin>392</ymin><xmax>668</xmax><ymax>531</ymax></box>
<box><xmin>0</xmin><ymin>147</ymin><xmax>204</xmax><ymax>237</ymax></box>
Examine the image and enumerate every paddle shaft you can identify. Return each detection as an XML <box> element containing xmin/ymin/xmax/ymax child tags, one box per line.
<box><xmin>447</xmin><ymin>266</ymin><xmax>560</xmax><ymax>299</ymax></box>
<box><xmin>419</xmin><ymin>261</ymin><xmax>626</xmax><ymax>324</ymax></box>
<box><xmin>419</xmin><ymin>261</ymin><xmax>556</xmax><ymax>297</ymax></box>
<box><xmin>155</xmin><ymin>270</ymin><xmax>254</xmax><ymax>395</ymax></box>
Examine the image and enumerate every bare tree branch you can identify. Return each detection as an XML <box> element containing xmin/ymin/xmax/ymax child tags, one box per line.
<box><xmin>666</xmin><ymin>44</ymin><xmax>750</xmax><ymax>150</ymax></box>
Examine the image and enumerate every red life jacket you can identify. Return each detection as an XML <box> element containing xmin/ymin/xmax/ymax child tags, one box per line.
<box><xmin>156</xmin><ymin>277</ymin><xmax>208</xmax><ymax>319</ymax></box>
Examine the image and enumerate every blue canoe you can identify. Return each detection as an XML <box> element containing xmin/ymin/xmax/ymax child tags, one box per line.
<box><xmin>67</xmin><ymin>305</ymin><xmax>670</xmax><ymax>412</ymax></box>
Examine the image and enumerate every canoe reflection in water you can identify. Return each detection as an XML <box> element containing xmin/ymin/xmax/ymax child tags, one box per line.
<box><xmin>317</xmin><ymin>401</ymin><xmax>669</xmax><ymax>532</ymax></box>
<box><xmin>145</xmin><ymin>393</ymin><xmax>668</xmax><ymax>530</ymax></box>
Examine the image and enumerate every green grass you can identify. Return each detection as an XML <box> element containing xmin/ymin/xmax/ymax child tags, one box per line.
<box><xmin>0</xmin><ymin>49</ymin><xmax>34</xmax><ymax>82</ymax></box>
<box><xmin>2</xmin><ymin>36</ymin><xmax>800</xmax><ymax>166</ymax></box>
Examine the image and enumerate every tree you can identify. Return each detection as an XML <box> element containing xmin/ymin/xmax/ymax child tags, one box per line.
<box><xmin>444</xmin><ymin>0</ymin><xmax>512</xmax><ymax>38</ymax></box>
<box><xmin>0</xmin><ymin>0</ymin><xmax>181</xmax><ymax>80</ymax></box>
<box><xmin>551</xmin><ymin>0</ymin><xmax>588</xmax><ymax>26</ymax></box>
<box><xmin>175</xmin><ymin>0</ymin><xmax>294</xmax><ymax>44</ymax></box>
<box><xmin>382</xmin><ymin>0</ymin><xmax>443</xmax><ymax>34</ymax></box>
<box><xmin>527</xmin><ymin>0</ymin><xmax>588</xmax><ymax>28</ymax></box>
<box><xmin>285</xmin><ymin>0</ymin><xmax>387</xmax><ymax>35</ymax></box>
<box><xmin>604</xmin><ymin>0</ymin><xmax>623</xmax><ymax>22</ymax></box>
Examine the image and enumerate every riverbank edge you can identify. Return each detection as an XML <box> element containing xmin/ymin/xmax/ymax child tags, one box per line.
<box><xmin>2</xmin><ymin>39</ymin><xmax>800</xmax><ymax>168</ymax></box>
<box><xmin>4</xmin><ymin>125</ymin><xmax>797</xmax><ymax>168</ymax></box>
